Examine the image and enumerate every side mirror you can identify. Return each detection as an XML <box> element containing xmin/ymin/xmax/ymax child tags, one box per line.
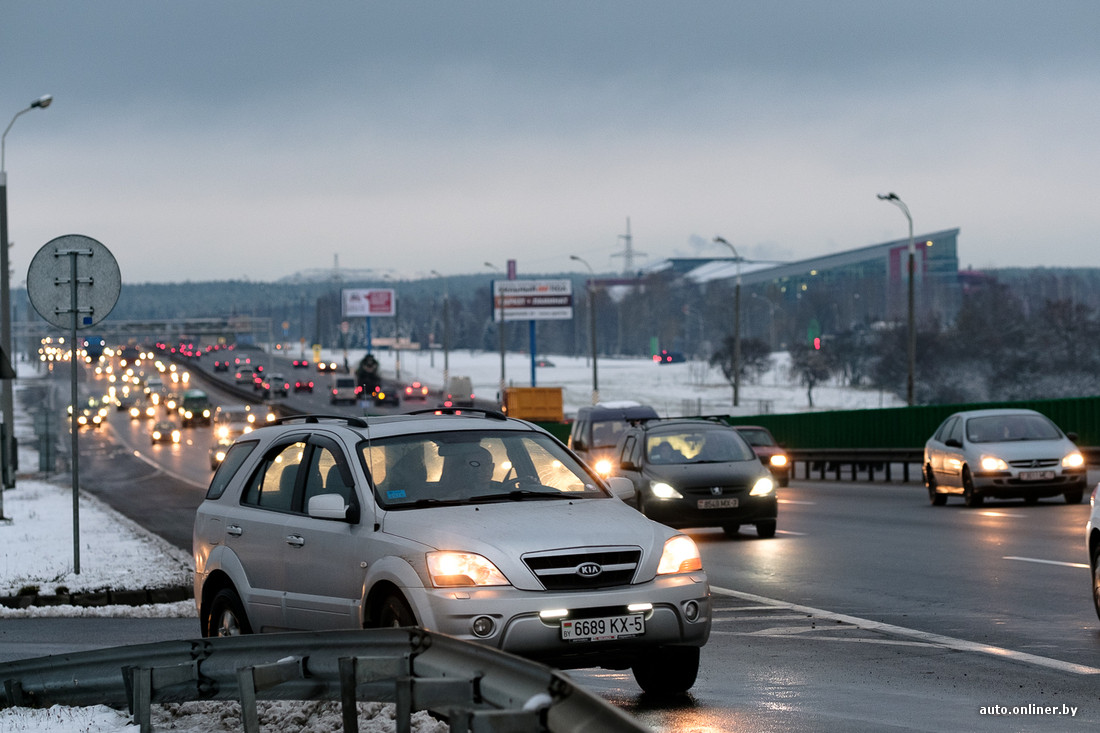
<box><xmin>620</xmin><ymin>459</ymin><xmax>639</xmax><ymax>471</ymax></box>
<box><xmin>605</xmin><ymin>476</ymin><xmax>635</xmax><ymax>501</ymax></box>
<box><xmin>308</xmin><ymin>493</ymin><xmax>350</xmax><ymax>521</ymax></box>
<box><xmin>944</xmin><ymin>438</ymin><xmax>962</xmax><ymax>448</ymax></box>
<box><xmin>1066</xmin><ymin>432</ymin><xmax>1079</xmax><ymax>442</ymax></box>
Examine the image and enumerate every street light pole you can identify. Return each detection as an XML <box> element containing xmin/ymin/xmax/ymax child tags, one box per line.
<box><xmin>430</xmin><ymin>270</ymin><xmax>450</xmax><ymax>395</ymax></box>
<box><xmin>570</xmin><ymin>255</ymin><xmax>599</xmax><ymax>405</ymax></box>
<box><xmin>485</xmin><ymin>262</ymin><xmax>506</xmax><ymax>405</ymax></box>
<box><xmin>713</xmin><ymin>236</ymin><xmax>741</xmax><ymax>407</ymax></box>
<box><xmin>0</xmin><ymin>94</ymin><xmax>52</xmax><ymax>501</ymax></box>
<box><xmin>877</xmin><ymin>192</ymin><xmax>916</xmax><ymax>406</ymax></box>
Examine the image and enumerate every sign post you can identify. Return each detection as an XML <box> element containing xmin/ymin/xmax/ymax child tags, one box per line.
<box><xmin>27</xmin><ymin>235</ymin><xmax>120</xmax><ymax>574</ymax></box>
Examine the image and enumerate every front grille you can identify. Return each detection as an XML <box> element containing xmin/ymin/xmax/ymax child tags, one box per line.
<box><xmin>1007</xmin><ymin>458</ymin><xmax>1059</xmax><ymax>469</ymax></box>
<box><xmin>523</xmin><ymin>546</ymin><xmax>642</xmax><ymax>590</ymax></box>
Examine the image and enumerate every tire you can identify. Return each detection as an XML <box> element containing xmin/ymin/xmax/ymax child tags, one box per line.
<box><xmin>722</xmin><ymin>524</ymin><xmax>740</xmax><ymax>538</ymax></box>
<box><xmin>755</xmin><ymin>519</ymin><xmax>777</xmax><ymax>538</ymax></box>
<box><xmin>632</xmin><ymin>646</ymin><xmax>700</xmax><ymax>696</ymax></box>
<box><xmin>205</xmin><ymin>587</ymin><xmax>252</xmax><ymax>638</ymax></box>
<box><xmin>925</xmin><ymin>465</ymin><xmax>947</xmax><ymax>506</ymax></box>
<box><xmin>376</xmin><ymin>593</ymin><xmax>417</xmax><ymax>628</ymax></box>
<box><xmin>1065</xmin><ymin>490</ymin><xmax>1084</xmax><ymax>504</ymax></box>
<box><xmin>962</xmin><ymin>468</ymin><xmax>983</xmax><ymax>507</ymax></box>
<box><xmin>1092</xmin><ymin>544</ymin><xmax>1100</xmax><ymax>622</ymax></box>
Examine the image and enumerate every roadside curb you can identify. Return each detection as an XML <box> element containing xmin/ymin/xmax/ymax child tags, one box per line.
<box><xmin>0</xmin><ymin>585</ymin><xmax>193</xmax><ymax>609</ymax></box>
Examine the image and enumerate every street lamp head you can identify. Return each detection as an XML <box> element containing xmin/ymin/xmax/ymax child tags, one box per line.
<box><xmin>713</xmin><ymin>235</ymin><xmax>729</xmax><ymax>245</ymax></box>
<box><xmin>31</xmin><ymin>95</ymin><xmax>53</xmax><ymax>110</ymax></box>
<box><xmin>877</xmin><ymin>192</ymin><xmax>898</xmax><ymax>202</ymax></box>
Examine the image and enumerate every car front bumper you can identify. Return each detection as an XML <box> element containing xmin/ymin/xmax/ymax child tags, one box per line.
<box><xmin>405</xmin><ymin>571</ymin><xmax>711</xmax><ymax>670</ymax></box>
<box><xmin>971</xmin><ymin>468</ymin><xmax>1087</xmax><ymax>498</ymax></box>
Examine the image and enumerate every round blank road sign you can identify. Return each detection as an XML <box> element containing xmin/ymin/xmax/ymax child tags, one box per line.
<box><xmin>27</xmin><ymin>234</ymin><xmax>121</xmax><ymax>330</ymax></box>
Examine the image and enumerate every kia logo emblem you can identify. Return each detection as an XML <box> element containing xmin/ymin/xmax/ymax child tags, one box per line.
<box><xmin>576</xmin><ymin>562</ymin><xmax>603</xmax><ymax>577</ymax></box>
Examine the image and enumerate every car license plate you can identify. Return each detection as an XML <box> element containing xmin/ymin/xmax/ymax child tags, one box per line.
<box><xmin>697</xmin><ymin>497</ymin><xmax>739</xmax><ymax>509</ymax></box>
<box><xmin>561</xmin><ymin>614</ymin><xmax>645</xmax><ymax>642</ymax></box>
<box><xmin>1018</xmin><ymin>470</ymin><xmax>1055</xmax><ymax>481</ymax></box>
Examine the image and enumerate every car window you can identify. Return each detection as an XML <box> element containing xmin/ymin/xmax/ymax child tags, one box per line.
<box><xmin>206</xmin><ymin>440</ymin><xmax>258</xmax><ymax>499</ymax></box>
<box><xmin>590</xmin><ymin>419</ymin><xmax>630</xmax><ymax>449</ymax></box>
<box><xmin>302</xmin><ymin>441</ymin><xmax>357</xmax><ymax>508</ymax></box>
<box><xmin>646</xmin><ymin>428</ymin><xmax>756</xmax><ymax>464</ymax></box>
<box><xmin>361</xmin><ymin>430</ymin><xmax>604</xmax><ymax>508</ymax></box>
<box><xmin>736</xmin><ymin>428</ymin><xmax>775</xmax><ymax>447</ymax></box>
<box><xmin>945</xmin><ymin>417</ymin><xmax>963</xmax><ymax>444</ymax></box>
<box><xmin>242</xmin><ymin>440</ymin><xmax>308</xmax><ymax>512</ymax></box>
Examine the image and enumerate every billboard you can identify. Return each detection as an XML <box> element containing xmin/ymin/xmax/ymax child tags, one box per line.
<box><xmin>491</xmin><ymin>279</ymin><xmax>573</xmax><ymax>322</ymax></box>
<box><xmin>343</xmin><ymin>288</ymin><xmax>395</xmax><ymax>318</ymax></box>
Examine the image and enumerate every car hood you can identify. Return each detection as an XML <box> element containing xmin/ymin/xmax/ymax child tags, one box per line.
<box><xmin>380</xmin><ymin>497</ymin><xmax>673</xmax><ymax>590</ymax></box>
<box><xmin>641</xmin><ymin>460</ymin><xmax>767</xmax><ymax>486</ymax></box>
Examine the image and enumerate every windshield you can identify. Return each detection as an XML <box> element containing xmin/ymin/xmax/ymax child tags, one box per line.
<box><xmin>361</xmin><ymin>429</ymin><xmax>607</xmax><ymax>509</ymax></box>
<box><xmin>646</xmin><ymin>427</ymin><xmax>756</xmax><ymax>464</ymax></box>
<box><xmin>965</xmin><ymin>414</ymin><xmax>1063</xmax><ymax>443</ymax></box>
<box><xmin>736</xmin><ymin>428</ymin><xmax>775</xmax><ymax>447</ymax></box>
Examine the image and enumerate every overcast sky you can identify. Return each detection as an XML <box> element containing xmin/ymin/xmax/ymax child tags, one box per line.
<box><xmin>3</xmin><ymin>1</ymin><xmax>1098</xmax><ymax>284</ymax></box>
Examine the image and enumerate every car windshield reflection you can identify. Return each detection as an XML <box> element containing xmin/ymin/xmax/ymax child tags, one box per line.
<box><xmin>362</xmin><ymin>430</ymin><xmax>605</xmax><ymax>509</ymax></box>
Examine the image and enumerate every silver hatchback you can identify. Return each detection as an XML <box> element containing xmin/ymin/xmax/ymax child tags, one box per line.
<box><xmin>193</xmin><ymin>411</ymin><xmax>711</xmax><ymax>695</ymax></box>
<box><xmin>923</xmin><ymin>408</ymin><xmax>1087</xmax><ymax>507</ymax></box>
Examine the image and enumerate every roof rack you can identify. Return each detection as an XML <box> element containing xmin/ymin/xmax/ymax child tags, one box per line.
<box><xmin>404</xmin><ymin>407</ymin><xmax>508</xmax><ymax>421</ymax></box>
<box><xmin>273</xmin><ymin>414</ymin><xmax>369</xmax><ymax>428</ymax></box>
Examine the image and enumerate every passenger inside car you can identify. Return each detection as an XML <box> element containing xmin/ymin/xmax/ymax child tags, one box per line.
<box><xmin>438</xmin><ymin>444</ymin><xmax>495</xmax><ymax>498</ymax></box>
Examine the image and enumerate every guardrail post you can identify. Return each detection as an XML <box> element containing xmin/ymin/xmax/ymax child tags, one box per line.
<box><xmin>338</xmin><ymin>653</ymin><xmax>415</xmax><ymax>733</ymax></box>
<box><xmin>124</xmin><ymin>660</ymin><xmax>202</xmax><ymax>733</ymax></box>
<box><xmin>236</xmin><ymin>655</ymin><xmax>307</xmax><ymax>733</ymax></box>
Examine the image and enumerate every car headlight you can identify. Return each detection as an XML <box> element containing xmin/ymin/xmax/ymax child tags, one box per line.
<box><xmin>657</xmin><ymin>535</ymin><xmax>703</xmax><ymax>575</ymax></box>
<box><xmin>769</xmin><ymin>454</ymin><xmax>788</xmax><ymax>468</ymax></box>
<box><xmin>650</xmin><ymin>481</ymin><xmax>683</xmax><ymax>499</ymax></box>
<box><xmin>749</xmin><ymin>477</ymin><xmax>775</xmax><ymax>496</ymax></box>
<box><xmin>980</xmin><ymin>455</ymin><xmax>1008</xmax><ymax>471</ymax></box>
<box><xmin>1063</xmin><ymin>452</ymin><xmax>1085</xmax><ymax>469</ymax></box>
<box><xmin>593</xmin><ymin>458</ymin><xmax>613</xmax><ymax>477</ymax></box>
<box><xmin>426</xmin><ymin>551</ymin><xmax>510</xmax><ymax>587</ymax></box>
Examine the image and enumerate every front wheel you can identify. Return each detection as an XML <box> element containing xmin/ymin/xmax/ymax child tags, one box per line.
<box><xmin>205</xmin><ymin>587</ymin><xmax>252</xmax><ymax>638</ymax></box>
<box><xmin>962</xmin><ymin>468</ymin><xmax>983</xmax><ymax>507</ymax></box>
<box><xmin>755</xmin><ymin>519</ymin><xmax>777</xmax><ymax>538</ymax></box>
<box><xmin>1092</xmin><ymin>544</ymin><xmax>1100</xmax><ymax>622</ymax></box>
<box><xmin>376</xmin><ymin>593</ymin><xmax>417</xmax><ymax>628</ymax></box>
<box><xmin>1065</xmin><ymin>489</ymin><xmax>1084</xmax><ymax>504</ymax></box>
<box><xmin>632</xmin><ymin>646</ymin><xmax>700</xmax><ymax>697</ymax></box>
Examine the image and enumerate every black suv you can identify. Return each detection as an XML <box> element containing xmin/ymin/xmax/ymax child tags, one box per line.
<box><xmin>609</xmin><ymin>418</ymin><xmax>778</xmax><ymax>538</ymax></box>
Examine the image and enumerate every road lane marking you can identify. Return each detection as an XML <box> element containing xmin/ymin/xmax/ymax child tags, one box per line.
<box><xmin>711</xmin><ymin>585</ymin><xmax>1100</xmax><ymax>675</ymax></box>
<box><xmin>1004</xmin><ymin>556</ymin><xmax>1090</xmax><ymax>569</ymax></box>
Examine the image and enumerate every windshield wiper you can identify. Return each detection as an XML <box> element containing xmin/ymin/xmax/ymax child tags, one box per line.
<box><xmin>468</xmin><ymin>490</ymin><xmax>573</xmax><ymax>502</ymax></box>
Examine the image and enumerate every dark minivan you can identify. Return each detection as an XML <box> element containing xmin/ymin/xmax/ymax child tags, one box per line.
<box><xmin>568</xmin><ymin>401</ymin><xmax>659</xmax><ymax>475</ymax></box>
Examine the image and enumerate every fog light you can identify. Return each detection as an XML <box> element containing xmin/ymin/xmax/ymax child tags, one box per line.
<box><xmin>471</xmin><ymin>616</ymin><xmax>495</xmax><ymax>637</ymax></box>
<box><xmin>683</xmin><ymin>600</ymin><xmax>700</xmax><ymax>622</ymax></box>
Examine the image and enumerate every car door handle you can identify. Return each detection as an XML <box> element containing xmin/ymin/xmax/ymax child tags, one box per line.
<box><xmin>226</xmin><ymin>525</ymin><xmax>243</xmax><ymax>537</ymax></box>
<box><xmin>285</xmin><ymin>534</ymin><xmax>305</xmax><ymax>548</ymax></box>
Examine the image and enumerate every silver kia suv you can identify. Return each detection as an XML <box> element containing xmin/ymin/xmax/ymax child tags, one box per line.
<box><xmin>193</xmin><ymin>410</ymin><xmax>711</xmax><ymax>695</ymax></box>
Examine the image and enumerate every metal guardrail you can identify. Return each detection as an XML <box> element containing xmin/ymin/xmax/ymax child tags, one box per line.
<box><xmin>787</xmin><ymin>448</ymin><xmax>925</xmax><ymax>483</ymax></box>
<box><xmin>0</xmin><ymin>627</ymin><xmax>647</xmax><ymax>733</ymax></box>
<box><xmin>787</xmin><ymin>447</ymin><xmax>1100</xmax><ymax>483</ymax></box>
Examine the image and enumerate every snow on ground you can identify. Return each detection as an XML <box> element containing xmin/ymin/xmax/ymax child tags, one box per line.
<box><xmin>323</xmin><ymin>346</ymin><xmax>904</xmax><ymax>418</ymax></box>
<box><xmin>0</xmin><ymin>350</ymin><xmax>902</xmax><ymax>730</ymax></box>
